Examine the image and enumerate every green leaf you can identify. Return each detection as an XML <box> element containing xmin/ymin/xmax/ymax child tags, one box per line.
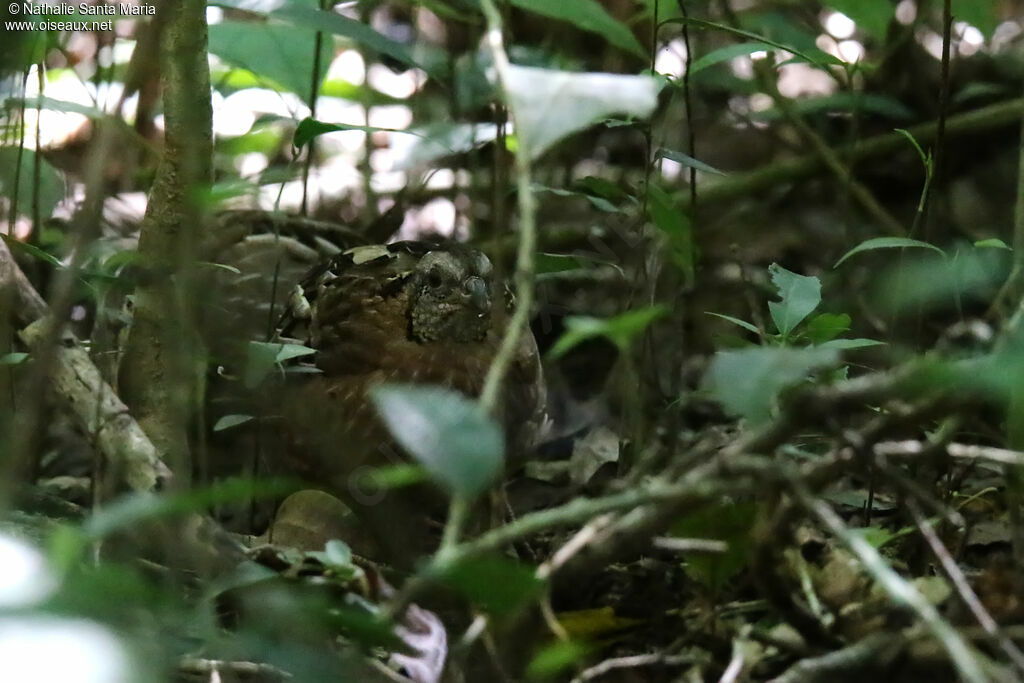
<box><xmin>817</xmin><ymin>338</ymin><xmax>885</xmax><ymax>350</ymax></box>
<box><xmin>526</xmin><ymin>640</ymin><xmax>591</xmax><ymax>680</ymax></box>
<box><xmin>244</xmin><ymin>341</ymin><xmax>316</xmax><ymax>387</ymax></box>
<box><xmin>356</xmin><ymin>464</ymin><xmax>428</xmax><ymax>490</ymax></box>
<box><xmin>532</xmin><ymin>184</ymin><xmax>620</xmax><ymax>213</ymax></box>
<box><xmin>549</xmin><ymin>306</ymin><xmax>667</xmax><ymax>359</ymax></box>
<box><xmin>0</xmin><ymin>147</ymin><xmax>65</xmax><ymax>222</ymax></box>
<box><xmin>705</xmin><ymin>312</ymin><xmax>760</xmax><ymax>335</ymax></box>
<box><xmin>647</xmin><ymin>185</ymin><xmax>695</xmax><ymax>280</ymax></box>
<box><xmin>0</xmin><ymin>233</ymin><xmax>62</xmax><ymax>268</ymax></box>
<box><xmin>269</xmin><ymin>3</ymin><xmax>443</xmax><ymax>77</ymax></box>
<box><xmin>535</xmin><ymin>253</ymin><xmax>586</xmax><ymax>275</ymax></box>
<box><xmin>975</xmin><ymin>238</ymin><xmax>1011</xmax><ymax>250</ymax></box>
<box><xmin>951</xmin><ymin>0</ymin><xmax>997</xmax><ymax>37</ymax></box>
<box><xmin>392</xmin><ymin>122</ymin><xmax>498</xmax><ymax>169</ymax></box>
<box><xmin>82</xmin><ymin>478</ymin><xmax>296</xmax><ymax>540</ymax></box>
<box><xmin>370</xmin><ymin>384</ymin><xmax>504</xmax><ymax>498</ymax></box>
<box><xmin>500</xmin><ymin>66</ymin><xmax>662</xmax><ymax>160</ymax></box>
<box><xmin>292</xmin><ymin>117</ymin><xmax>421</xmax><ymax>150</ymax></box>
<box><xmin>664</xmin><ymin>17</ymin><xmax>843</xmax><ymax>71</ymax></box>
<box><xmin>273</xmin><ymin>343</ymin><xmax>317</xmax><ymax>363</ymax></box>
<box><xmin>702</xmin><ymin>346</ymin><xmax>839</xmax><ymax>423</ymax></box>
<box><xmin>823</xmin><ymin>0</ymin><xmax>893</xmax><ymax>40</ymax></box>
<box><xmin>894</xmin><ymin>128</ymin><xmax>930</xmax><ymax>167</ymax></box>
<box><xmin>207</xmin><ymin>20</ymin><xmax>333</xmax><ymax>96</ymax></box>
<box><xmin>213</xmin><ymin>414</ymin><xmax>254</xmax><ymax>432</ymax></box>
<box><xmin>0</xmin><ymin>352</ymin><xmax>29</xmax><ymax>366</ymax></box>
<box><xmin>430</xmin><ymin>555</ymin><xmax>543</xmax><ymax>616</ymax></box>
<box><xmin>803</xmin><ymin>312</ymin><xmax>850</xmax><ymax>344</ymax></box>
<box><xmin>689</xmin><ymin>41</ymin><xmax>775</xmax><ymax>74</ymax></box>
<box><xmin>657</xmin><ymin>148</ymin><xmax>727</xmax><ymax>176</ymax></box>
<box><xmin>834</xmin><ymin>237</ymin><xmax>945</xmax><ymax>268</ymax></box>
<box><xmin>510</xmin><ymin>0</ymin><xmax>646</xmax><ymax>58</ymax></box>
<box><xmin>756</xmin><ymin>93</ymin><xmax>913</xmax><ymax>121</ymax></box>
<box><xmin>767</xmin><ymin>264</ymin><xmax>821</xmax><ymax>337</ymax></box>
<box><xmin>671</xmin><ymin>502</ymin><xmax>758</xmax><ymax>591</ymax></box>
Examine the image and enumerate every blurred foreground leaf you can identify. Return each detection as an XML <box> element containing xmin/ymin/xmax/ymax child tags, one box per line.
<box><xmin>702</xmin><ymin>346</ymin><xmax>839</xmax><ymax>423</ymax></box>
<box><xmin>371</xmin><ymin>384</ymin><xmax>504</xmax><ymax>498</ymax></box>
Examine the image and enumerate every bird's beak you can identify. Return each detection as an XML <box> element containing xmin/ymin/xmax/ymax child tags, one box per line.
<box><xmin>464</xmin><ymin>276</ymin><xmax>491</xmax><ymax>314</ymax></box>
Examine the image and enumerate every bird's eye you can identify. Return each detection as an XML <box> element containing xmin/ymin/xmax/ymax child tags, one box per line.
<box><xmin>426</xmin><ymin>268</ymin><xmax>445</xmax><ymax>288</ymax></box>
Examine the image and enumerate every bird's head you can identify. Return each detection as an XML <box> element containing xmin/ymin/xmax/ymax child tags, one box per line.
<box><xmin>408</xmin><ymin>246</ymin><xmax>494</xmax><ymax>343</ymax></box>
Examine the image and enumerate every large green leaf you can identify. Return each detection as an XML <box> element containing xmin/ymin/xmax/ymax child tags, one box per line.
<box><xmin>767</xmin><ymin>264</ymin><xmax>821</xmax><ymax>337</ymax></box>
<box><xmin>271</xmin><ymin>3</ymin><xmax>445</xmax><ymax>77</ymax></box>
<box><xmin>430</xmin><ymin>555</ymin><xmax>543</xmax><ymax>616</ymax></box>
<box><xmin>549</xmin><ymin>306</ymin><xmax>667</xmax><ymax>359</ymax></box>
<box><xmin>510</xmin><ymin>0</ymin><xmax>645</xmax><ymax>58</ymax></box>
<box><xmin>834</xmin><ymin>237</ymin><xmax>945</xmax><ymax>268</ymax></box>
<box><xmin>501</xmin><ymin>66</ymin><xmax>662</xmax><ymax>160</ymax></box>
<box><xmin>207</xmin><ymin>20</ymin><xmax>333</xmax><ymax>96</ymax></box>
<box><xmin>702</xmin><ymin>346</ymin><xmax>838</xmax><ymax>423</ymax></box>
<box><xmin>823</xmin><ymin>0</ymin><xmax>893</xmax><ymax>40</ymax></box>
<box><xmin>0</xmin><ymin>147</ymin><xmax>65</xmax><ymax>221</ymax></box>
<box><xmin>951</xmin><ymin>0</ymin><xmax>998</xmax><ymax>37</ymax></box>
<box><xmin>671</xmin><ymin>502</ymin><xmax>758</xmax><ymax>591</ymax></box>
<box><xmin>370</xmin><ymin>384</ymin><xmax>504</xmax><ymax>498</ymax></box>
<box><xmin>689</xmin><ymin>41</ymin><xmax>775</xmax><ymax>74</ymax></box>
<box><xmin>647</xmin><ymin>185</ymin><xmax>696</xmax><ymax>281</ymax></box>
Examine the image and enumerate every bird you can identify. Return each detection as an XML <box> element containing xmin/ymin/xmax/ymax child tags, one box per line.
<box><xmin>270</xmin><ymin>240</ymin><xmax>546</xmax><ymax>567</ymax></box>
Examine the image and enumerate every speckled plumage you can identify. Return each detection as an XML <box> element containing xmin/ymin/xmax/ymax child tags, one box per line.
<box><xmin>274</xmin><ymin>241</ymin><xmax>545</xmax><ymax>565</ymax></box>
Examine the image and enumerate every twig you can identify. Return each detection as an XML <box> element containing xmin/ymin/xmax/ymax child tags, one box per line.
<box><xmin>0</xmin><ymin>239</ymin><xmax>170</xmax><ymax>492</ymax></box>
<box><xmin>770</xmin><ymin>632</ymin><xmax>903</xmax><ymax>683</ymax></box>
<box><xmin>908</xmin><ymin>500</ymin><xmax>1024</xmax><ymax>674</ymax></box>
<box><xmin>794</xmin><ymin>481</ymin><xmax>988</xmax><ymax>683</ymax></box>
<box><xmin>876</xmin><ymin>440</ymin><xmax>1024</xmax><ymax>467</ymax></box>
<box><xmin>690</xmin><ymin>97</ymin><xmax>1024</xmax><ymax>211</ymax></box>
<box><xmin>571</xmin><ymin>653</ymin><xmax>692</xmax><ymax>683</ymax></box>
<box><xmin>178</xmin><ymin>657</ymin><xmax>292</xmax><ymax>680</ymax></box>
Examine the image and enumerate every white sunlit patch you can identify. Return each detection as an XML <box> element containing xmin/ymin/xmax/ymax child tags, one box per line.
<box><xmin>838</xmin><ymin>40</ymin><xmax>864</xmax><ymax>63</ymax></box>
<box><xmin>111</xmin><ymin>40</ymin><xmax>135</xmax><ymax>65</ymax></box>
<box><xmin>655</xmin><ymin>38</ymin><xmax>688</xmax><ymax>79</ymax></box>
<box><xmin>918</xmin><ymin>28</ymin><xmax>946</xmax><ymax>60</ymax></box>
<box><xmin>0</xmin><ymin>617</ymin><xmax>133</xmax><ymax>683</ymax></box>
<box><xmin>235</xmin><ymin>152</ymin><xmax>268</xmax><ymax>178</ymax></box>
<box><xmin>367</xmin><ymin>64</ymin><xmax>422</xmax><ymax>99</ymax></box>
<box><xmin>660</xmin><ymin>156</ymin><xmax>682</xmax><ymax>181</ymax></box>
<box><xmin>958</xmin><ymin>23</ymin><xmax>985</xmax><ymax>56</ymax></box>
<box><xmin>425</xmin><ymin>168</ymin><xmax>455</xmax><ymax>190</ymax></box>
<box><xmin>992</xmin><ymin>21</ymin><xmax>1022</xmax><ymax>52</ymax></box>
<box><xmin>895</xmin><ymin>0</ymin><xmax>916</xmax><ymax>25</ymax></box>
<box><xmin>0</xmin><ymin>534</ymin><xmax>57</xmax><ymax>608</ymax></box>
<box><xmin>749</xmin><ymin>93</ymin><xmax>773</xmax><ymax>113</ymax></box>
<box><xmin>370</xmin><ymin>170</ymin><xmax>408</xmax><ymax>195</ymax></box>
<box><xmin>397</xmin><ymin>197</ymin><xmax>457</xmax><ymax>240</ymax></box>
<box><xmin>730</xmin><ymin>55</ymin><xmax>754</xmax><ymax>79</ymax></box>
<box><xmin>206</xmin><ymin>5</ymin><xmax>223</xmax><ymax>24</ymax></box>
<box><xmin>25</xmin><ymin>66</ymin><xmax>93</xmax><ymax>148</ymax></box>
<box><xmin>327</xmin><ymin>50</ymin><xmax>366</xmax><ymax>87</ymax></box>
<box><xmin>370</xmin><ymin>148</ymin><xmax>394</xmax><ymax>172</ymax></box>
<box><xmin>825</xmin><ymin>11</ymin><xmax>856</xmax><ymax>39</ymax></box>
<box><xmin>778</xmin><ymin>63</ymin><xmax>836</xmax><ymax>98</ymax></box>
<box><xmin>224</xmin><ymin>88</ymin><xmax>309</xmax><ymax>120</ymax></box>
<box><xmin>368</xmin><ymin>105</ymin><xmax>412</xmax><ymax>131</ymax></box>
<box><xmin>211</xmin><ymin>91</ymin><xmax>255</xmax><ymax>138</ymax></box>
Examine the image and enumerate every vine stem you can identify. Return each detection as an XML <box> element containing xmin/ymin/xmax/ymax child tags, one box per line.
<box><xmin>477</xmin><ymin>0</ymin><xmax>538</xmax><ymax>415</ymax></box>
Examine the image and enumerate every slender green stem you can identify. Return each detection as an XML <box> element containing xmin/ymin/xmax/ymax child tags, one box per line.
<box><xmin>477</xmin><ymin>0</ymin><xmax>537</xmax><ymax>413</ymax></box>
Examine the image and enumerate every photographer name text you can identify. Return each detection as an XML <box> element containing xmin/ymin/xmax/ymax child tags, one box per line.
<box><xmin>17</xmin><ymin>2</ymin><xmax>154</xmax><ymax>15</ymax></box>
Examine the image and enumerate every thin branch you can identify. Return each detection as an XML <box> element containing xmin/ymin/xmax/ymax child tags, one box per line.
<box><xmin>795</xmin><ymin>481</ymin><xmax>988</xmax><ymax>683</ymax></box>
<box><xmin>909</xmin><ymin>500</ymin><xmax>1024</xmax><ymax>674</ymax></box>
